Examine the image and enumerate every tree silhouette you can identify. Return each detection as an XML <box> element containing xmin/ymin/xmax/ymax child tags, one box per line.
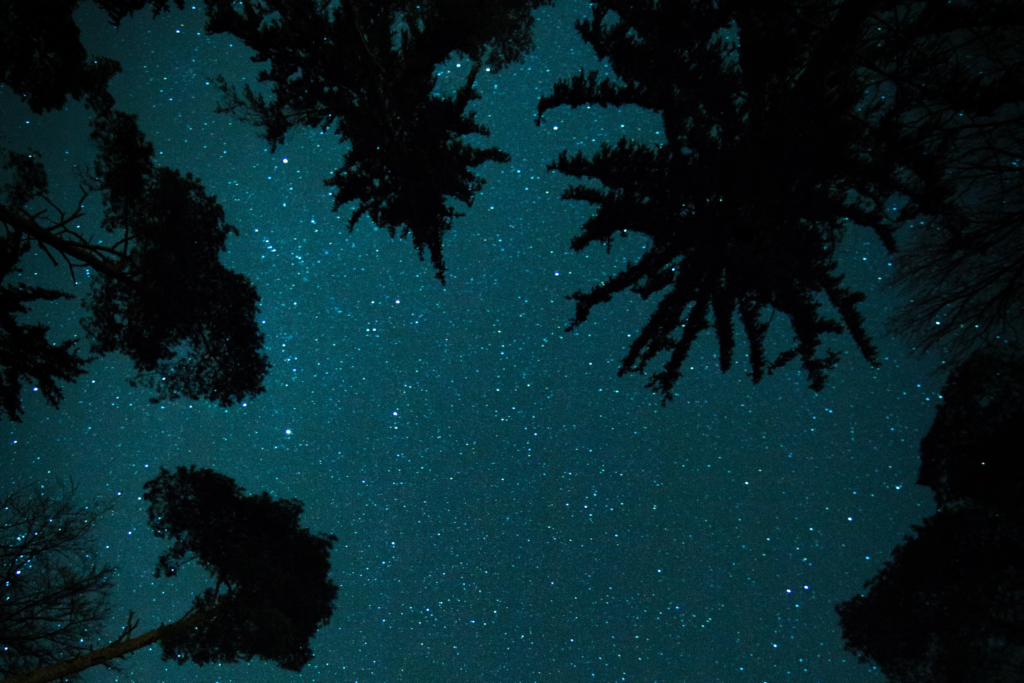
<box><xmin>81</xmin><ymin>111</ymin><xmax>270</xmax><ymax>407</ymax></box>
<box><xmin>837</xmin><ymin>506</ymin><xmax>1024</xmax><ymax>683</ymax></box>
<box><xmin>860</xmin><ymin>1</ymin><xmax>1024</xmax><ymax>362</ymax></box>
<box><xmin>4</xmin><ymin>466</ymin><xmax>338</xmax><ymax>683</ymax></box>
<box><xmin>0</xmin><ymin>0</ymin><xmax>269</xmax><ymax>421</ymax></box>
<box><xmin>0</xmin><ymin>0</ymin><xmax>119</xmax><ymax>114</ymax></box>
<box><xmin>917</xmin><ymin>350</ymin><xmax>1024</xmax><ymax>515</ymax></box>
<box><xmin>207</xmin><ymin>0</ymin><xmax>551</xmax><ymax>283</ymax></box>
<box><xmin>837</xmin><ymin>351</ymin><xmax>1024</xmax><ymax>682</ymax></box>
<box><xmin>0</xmin><ymin>481</ymin><xmax>114</xmax><ymax>678</ymax></box>
<box><xmin>537</xmin><ymin>1</ymin><xmax>919</xmax><ymax>397</ymax></box>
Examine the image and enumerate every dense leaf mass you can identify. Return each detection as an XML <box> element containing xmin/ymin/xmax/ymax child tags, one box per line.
<box><xmin>143</xmin><ymin>466</ymin><xmax>339</xmax><ymax>671</ymax></box>
<box><xmin>83</xmin><ymin>111</ymin><xmax>269</xmax><ymax>406</ymax></box>
<box><xmin>837</xmin><ymin>351</ymin><xmax>1024</xmax><ymax>682</ymax></box>
<box><xmin>917</xmin><ymin>350</ymin><xmax>1024</xmax><ymax>515</ymax></box>
<box><xmin>538</xmin><ymin>1</ymin><xmax>942</xmax><ymax>395</ymax></box>
<box><xmin>206</xmin><ymin>0</ymin><xmax>550</xmax><ymax>282</ymax></box>
<box><xmin>1</xmin><ymin>1</ymin><xmax>269</xmax><ymax>419</ymax></box>
<box><xmin>0</xmin><ymin>0</ymin><xmax>120</xmax><ymax>113</ymax></box>
<box><xmin>837</xmin><ymin>506</ymin><xmax>1024</xmax><ymax>683</ymax></box>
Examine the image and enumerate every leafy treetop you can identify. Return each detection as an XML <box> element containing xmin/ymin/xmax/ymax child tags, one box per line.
<box><xmin>144</xmin><ymin>466</ymin><xmax>338</xmax><ymax>671</ymax></box>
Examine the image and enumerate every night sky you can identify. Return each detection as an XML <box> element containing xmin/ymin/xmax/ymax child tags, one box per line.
<box><xmin>3</xmin><ymin>2</ymin><xmax>943</xmax><ymax>682</ymax></box>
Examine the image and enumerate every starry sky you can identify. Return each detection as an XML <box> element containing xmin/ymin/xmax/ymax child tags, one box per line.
<box><xmin>3</xmin><ymin>2</ymin><xmax>944</xmax><ymax>682</ymax></box>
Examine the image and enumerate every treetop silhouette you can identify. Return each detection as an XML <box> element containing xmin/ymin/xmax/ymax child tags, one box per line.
<box><xmin>837</xmin><ymin>350</ymin><xmax>1024</xmax><ymax>683</ymax></box>
<box><xmin>207</xmin><ymin>0</ymin><xmax>551</xmax><ymax>283</ymax></box>
<box><xmin>1</xmin><ymin>0</ymin><xmax>270</xmax><ymax>421</ymax></box>
<box><xmin>538</xmin><ymin>1</ymin><xmax>929</xmax><ymax>397</ymax></box>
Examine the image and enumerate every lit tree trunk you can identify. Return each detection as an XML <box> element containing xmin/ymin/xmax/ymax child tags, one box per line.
<box><xmin>1</xmin><ymin>609</ymin><xmax>212</xmax><ymax>683</ymax></box>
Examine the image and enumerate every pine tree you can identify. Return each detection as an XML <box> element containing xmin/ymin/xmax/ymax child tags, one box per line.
<box><xmin>206</xmin><ymin>0</ymin><xmax>551</xmax><ymax>282</ymax></box>
<box><xmin>539</xmin><ymin>1</ymin><xmax>928</xmax><ymax>395</ymax></box>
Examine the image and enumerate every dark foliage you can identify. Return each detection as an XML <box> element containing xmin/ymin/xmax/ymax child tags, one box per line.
<box><xmin>0</xmin><ymin>0</ymin><xmax>119</xmax><ymax>113</ymax></box>
<box><xmin>1</xmin><ymin>0</ymin><xmax>270</xmax><ymax>419</ymax></box>
<box><xmin>83</xmin><ymin>111</ymin><xmax>269</xmax><ymax>406</ymax></box>
<box><xmin>0</xmin><ymin>235</ymin><xmax>87</xmax><ymax>422</ymax></box>
<box><xmin>837</xmin><ymin>506</ymin><xmax>1024</xmax><ymax>683</ymax></box>
<box><xmin>862</xmin><ymin>2</ymin><xmax>1024</xmax><ymax>362</ymax></box>
<box><xmin>143</xmin><ymin>466</ymin><xmax>338</xmax><ymax>671</ymax></box>
<box><xmin>918</xmin><ymin>350</ymin><xmax>1024</xmax><ymax>516</ymax></box>
<box><xmin>0</xmin><ymin>481</ymin><xmax>115</xmax><ymax>677</ymax></box>
<box><xmin>837</xmin><ymin>352</ymin><xmax>1024</xmax><ymax>682</ymax></box>
<box><xmin>538</xmin><ymin>1</ymin><xmax>915</xmax><ymax>397</ymax></box>
<box><xmin>206</xmin><ymin>0</ymin><xmax>550</xmax><ymax>282</ymax></box>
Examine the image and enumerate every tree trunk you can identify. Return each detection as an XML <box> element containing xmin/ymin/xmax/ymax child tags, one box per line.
<box><xmin>1</xmin><ymin>609</ymin><xmax>212</xmax><ymax>683</ymax></box>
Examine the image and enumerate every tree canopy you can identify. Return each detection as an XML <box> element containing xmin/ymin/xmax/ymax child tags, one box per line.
<box><xmin>837</xmin><ymin>506</ymin><xmax>1024</xmax><ymax>683</ymax></box>
<box><xmin>837</xmin><ymin>351</ymin><xmax>1024</xmax><ymax>683</ymax></box>
<box><xmin>144</xmin><ymin>466</ymin><xmax>339</xmax><ymax>670</ymax></box>
<box><xmin>0</xmin><ymin>0</ymin><xmax>269</xmax><ymax>422</ymax></box>
<box><xmin>3</xmin><ymin>467</ymin><xmax>338</xmax><ymax>683</ymax></box>
<box><xmin>207</xmin><ymin>0</ymin><xmax>551</xmax><ymax>282</ymax></box>
<box><xmin>538</xmin><ymin>0</ymin><xmax>1024</xmax><ymax>396</ymax></box>
<box><xmin>917</xmin><ymin>350</ymin><xmax>1024</xmax><ymax>515</ymax></box>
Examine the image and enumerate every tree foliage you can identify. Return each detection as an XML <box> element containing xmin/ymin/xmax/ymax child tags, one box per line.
<box><xmin>0</xmin><ymin>232</ymin><xmax>87</xmax><ymax>421</ymax></box>
<box><xmin>207</xmin><ymin>0</ymin><xmax>551</xmax><ymax>282</ymax></box>
<box><xmin>538</xmin><ymin>0</ymin><xmax>910</xmax><ymax>396</ymax></box>
<box><xmin>0</xmin><ymin>0</ymin><xmax>269</xmax><ymax>421</ymax></box>
<box><xmin>144</xmin><ymin>466</ymin><xmax>339</xmax><ymax>671</ymax></box>
<box><xmin>837</xmin><ymin>506</ymin><xmax>1024</xmax><ymax>683</ymax></box>
<box><xmin>82</xmin><ymin>111</ymin><xmax>270</xmax><ymax>407</ymax></box>
<box><xmin>916</xmin><ymin>350</ymin><xmax>1024</xmax><ymax>515</ymax></box>
<box><xmin>539</xmin><ymin>0</ymin><xmax>1024</xmax><ymax>396</ymax></box>
<box><xmin>837</xmin><ymin>352</ymin><xmax>1024</xmax><ymax>683</ymax></box>
<box><xmin>0</xmin><ymin>481</ymin><xmax>114</xmax><ymax>678</ymax></box>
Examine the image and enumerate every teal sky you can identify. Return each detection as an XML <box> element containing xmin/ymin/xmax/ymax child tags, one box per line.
<box><xmin>3</xmin><ymin>3</ymin><xmax>941</xmax><ymax>682</ymax></box>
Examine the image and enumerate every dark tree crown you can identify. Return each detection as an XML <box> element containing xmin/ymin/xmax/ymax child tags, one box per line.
<box><xmin>143</xmin><ymin>466</ymin><xmax>338</xmax><ymax>671</ymax></box>
<box><xmin>79</xmin><ymin>110</ymin><xmax>270</xmax><ymax>407</ymax></box>
<box><xmin>537</xmin><ymin>1</ymin><xmax>956</xmax><ymax>396</ymax></box>
<box><xmin>837</xmin><ymin>350</ymin><xmax>1024</xmax><ymax>683</ymax></box>
<box><xmin>206</xmin><ymin>0</ymin><xmax>550</xmax><ymax>282</ymax></box>
<box><xmin>918</xmin><ymin>350</ymin><xmax>1024</xmax><ymax>514</ymax></box>
<box><xmin>2</xmin><ymin>2</ymin><xmax>269</xmax><ymax>420</ymax></box>
<box><xmin>837</xmin><ymin>506</ymin><xmax>1024</xmax><ymax>683</ymax></box>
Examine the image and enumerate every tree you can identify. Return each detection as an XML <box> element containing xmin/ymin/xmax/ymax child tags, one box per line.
<box><xmin>0</xmin><ymin>481</ymin><xmax>115</xmax><ymax>678</ymax></box>
<box><xmin>917</xmin><ymin>350</ymin><xmax>1024</xmax><ymax>515</ymax></box>
<box><xmin>858</xmin><ymin>1</ymin><xmax>1024</xmax><ymax>363</ymax></box>
<box><xmin>536</xmin><ymin>0</ymin><xmax>925</xmax><ymax>397</ymax></box>
<box><xmin>837</xmin><ymin>506</ymin><xmax>1024</xmax><ymax>683</ymax></box>
<box><xmin>0</xmin><ymin>0</ymin><xmax>269</xmax><ymax>422</ymax></box>
<box><xmin>4</xmin><ymin>466</ymin><xmax>338</xmax><ymax>683</ymax></box>
<box><xmin>206</xmin><ymin>0</ymin><xmax>552</xmax><ymax>283</ymax></box>
<box><xmin>836</xmin><ymin>352</ymin><xmax>1024</xmax><ymax>682</ymax></box>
